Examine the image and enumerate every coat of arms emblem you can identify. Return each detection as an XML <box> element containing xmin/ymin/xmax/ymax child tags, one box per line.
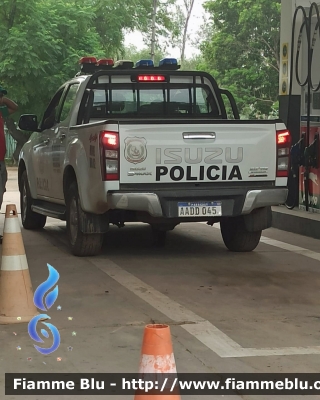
<box><xmin>124</xmin><ymin>137</ymin><xmax>147</xmax><ymax>164</ymax></box>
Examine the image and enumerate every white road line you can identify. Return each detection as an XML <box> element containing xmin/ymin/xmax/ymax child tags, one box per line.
<box><xmin>90</xmin><ymin>258</ymin><xmax>320</xmax><ymax>358</ymax></box>
<box><xmin>209</xmin><ymin>223</ymin><xmax>320</xmax><ymax>262</ymax></box>
<box><xmin>260</xmin><ymin>237</ymin><xmax>320</xmax><ymax>262</ymax></box>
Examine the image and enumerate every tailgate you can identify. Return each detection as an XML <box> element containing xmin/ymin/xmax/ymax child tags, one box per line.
<box><xmin>119</xmin><ymin>122</ymin><xmax>277</xmax><ymax>184</ymax></box>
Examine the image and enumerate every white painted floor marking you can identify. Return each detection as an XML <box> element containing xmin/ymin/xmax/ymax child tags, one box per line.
<box><xmin>259</xmin><ymin>237</ymin><xmax>320</xmax><ymax>262</ymax></box>
<box><xmin>210</xmin><ymin>223</ymin><xmax>320</xmax><ymax>262</ymax></box>
<box><xmin>90</xmin><ymin>258</ymin><xmax>320</xmax><ymax>358</ymax></box>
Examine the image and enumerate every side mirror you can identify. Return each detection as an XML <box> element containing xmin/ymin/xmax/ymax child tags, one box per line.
<box><xmin>19</xmin><ymin>115</ymin><xmax>39</xmax><ymax>132</ymax></box>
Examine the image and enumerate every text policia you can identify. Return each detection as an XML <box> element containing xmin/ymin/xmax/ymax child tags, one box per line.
<box><xmin>155</xmin><ymin>147</ymin><xmax>243</xmax><ymax>182</ymax></box>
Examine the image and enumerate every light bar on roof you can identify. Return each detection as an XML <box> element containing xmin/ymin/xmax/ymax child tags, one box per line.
<box><xmin>79</xmin><ymin>57</ymin><xmax>98</xmax><ymax>74</ymax></box>
<box><xmin>77</xmin><ymin>56</ymin><xmax>115</xmax><ymax>75</ymax></box>
<box><xmin>114</xmin><ymin>60</ymin><xmax>134</xmax><ymax>69</ymax></box>
<box><xmin>159</xmin><ymin>58</ymin><xmax>178</xmax><ymax>66</ymax></box>
<box><xmin>97</xmin><ymin>58</ymin><xmax>114</xmax><ymax>66</ymax></box>
<box><xmin>158</xmin><ymin>58</ymin><xmax>180</xmax><ymax>70</ymax></box>
<box><xmin>79</xmin><ymin>57</ymin><xmax>97</xmax><ymax>64</ymax></box>
<box><xmin>135</xmin><ymin>59</ymin><xmax>154</xmax><ymax>68</ymax></box>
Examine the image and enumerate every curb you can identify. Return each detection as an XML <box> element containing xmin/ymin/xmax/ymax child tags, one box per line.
<box><xmin>272</xmin><ymin>207</ymin><xmax>320</xmax><ymax>240</ymax></box>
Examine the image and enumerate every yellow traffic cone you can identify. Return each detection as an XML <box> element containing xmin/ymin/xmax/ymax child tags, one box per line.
<box><xmin>0</xmin><ymin>204</ymin><xmax>38</xmax><ymax>324</ymax></box>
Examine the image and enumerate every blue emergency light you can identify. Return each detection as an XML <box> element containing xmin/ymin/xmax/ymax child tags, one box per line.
<box><xmin>159</xmin><ymin>58</ymin><xmax>178</xmax><ymax>67</ymax></box>
<box><xmin>158</xmin><ymin>58</ymin><xmax>180</xmax><ymax>70</ymax></box>
<box><xmin>135</xmin><ymin>59</ymin><xmax>154</xmax><ymax>68</ymax></box>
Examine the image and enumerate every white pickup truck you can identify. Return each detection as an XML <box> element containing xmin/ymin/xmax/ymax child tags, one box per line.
<box><xmin>18</xmin><ymin>57</ymin><xmax>290</xmax><ymax>256</ymax></box>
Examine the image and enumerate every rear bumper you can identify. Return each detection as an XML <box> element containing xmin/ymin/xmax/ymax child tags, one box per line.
<box><xmin>241</xmin><ymin>189</ymin><xmax>288</xmax><ymax>214</ymax></box>
<box><xmin>107</xmin><ymin>188</ymin><xmax>288</xmax><ymax>218</ymax></box>
<box><xmin>107</xmin><ymin>192</ymin><xmax>163</xmax><ymax>217</ymax></box>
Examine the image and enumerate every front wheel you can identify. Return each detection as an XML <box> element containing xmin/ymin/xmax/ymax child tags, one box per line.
<box><xmin>66</xmin><ymin>182</ymin><xmax>103</xmax><ymax>256</ymax></box>
<box><xmin>20</xmin><ymin>171</ymin><xmax>46</xmax><ymax>230</ymax></box>
<box><xmin>220</xmin><ymin>217</ymin><xmax>261</xmax><ymax>252</ymax></box>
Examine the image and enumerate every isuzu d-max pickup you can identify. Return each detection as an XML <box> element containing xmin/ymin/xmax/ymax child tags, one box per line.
<box><xmin>18</xmin><ymin>57</ymin><xmax>290</xmax><ymax>256</ymax></box>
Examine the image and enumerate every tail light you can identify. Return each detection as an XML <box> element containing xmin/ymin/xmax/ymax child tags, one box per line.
<box><xmin>100</xmin><ymin>131</ymin><xmax>119</xmax><ymax>181</ymax></box>
<box><xmin>276</xmin><ymin>129</ymin><xmax>291</xmax><ymax>177</ymax></box>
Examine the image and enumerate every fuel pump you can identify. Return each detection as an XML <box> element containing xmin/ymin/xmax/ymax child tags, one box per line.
<box><xmin>285</xmin><ymin>2</ymin><xmax>320</xmax><ymax>212</ymax></box>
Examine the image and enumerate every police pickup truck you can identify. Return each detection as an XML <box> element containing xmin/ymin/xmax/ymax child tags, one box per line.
<box><xmin>18</xmin><ymin>57</ymin><xmax>290</xmax><ymax>256</ymax></box>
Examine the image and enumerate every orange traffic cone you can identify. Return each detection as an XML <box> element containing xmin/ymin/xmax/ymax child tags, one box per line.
<box><xmin>134</xmin><ymin>324</ymin><xmax>181</xmax><ymax>399</ymax></box>
<box><xmin>0</xmin><ymin>204</ymin><xmax>38</xmax><ymax>324</ymax></box>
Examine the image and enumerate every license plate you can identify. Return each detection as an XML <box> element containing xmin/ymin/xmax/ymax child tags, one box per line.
<box><xmin>178</xmin><ymin>201</ymin><xmax>222</xmax><ymax>217</ymax></box>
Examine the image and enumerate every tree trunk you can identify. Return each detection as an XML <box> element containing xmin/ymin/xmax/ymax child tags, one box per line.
<box><xmin>181</xmin><ymin>0</ymin><xmax>195</xmax><ymax>64</ymax></box>
<box><xmin>4</xmin><ymin>117</ymin><xmax>30</xmax><ymax>164</ymax></box>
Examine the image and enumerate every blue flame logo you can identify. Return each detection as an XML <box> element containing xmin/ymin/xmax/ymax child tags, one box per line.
<box><xmin>28</xmin><ymin>264</ymin><xmax>60</xmax><ymax>355</ymax></box>
<box><xmin>28</xmin><ymin>314</ymin><xmax>60</xmax><ymax>355</ymax></box>
<box><xmin>34</xmin><ymin>264</ymin><xmax>59</xmax><ymax>311</ymax></box>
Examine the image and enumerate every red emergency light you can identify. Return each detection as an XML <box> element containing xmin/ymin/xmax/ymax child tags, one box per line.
<box><xmin>97</xmin><ymin>58</ymin><xmax>114</xmax><ymax>66</ymax></box>
<box><xmin>78</xmin><ymin>56</ymin><xmax>114</xmax><ymax>74</ymax></box>
<box><xmin>79</xmin><ymin>57</ymin><xmax>97</xmax><ymax>64</ymax></box>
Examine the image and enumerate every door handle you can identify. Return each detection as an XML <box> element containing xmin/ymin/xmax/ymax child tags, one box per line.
<box><xmin>183</xmin><ymin>132</ymin><xmax>216</xmax><ymax>140</ymax></box>
<box><xmin>60</xmin><ymin>133</ymin><xmax>66</xmax><ymax>140</ymax></box>
<box><xmin>43</xmin><ymin>138</ymin><xmax>50</xmax><ymax>145</ymax></box>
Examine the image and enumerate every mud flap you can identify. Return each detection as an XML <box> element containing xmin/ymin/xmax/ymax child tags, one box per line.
<box><xmin>243</xmin><ymin>206</ymin><xmax>272</xmax><ymax>232</ymax></box>
<box><xmin>78</xmin><ymin>207</ymin><xmax>109</xmax><ymax>234</ymax></box>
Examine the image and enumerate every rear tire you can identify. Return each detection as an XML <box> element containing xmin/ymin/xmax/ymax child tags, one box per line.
<box><xmin>66</xmin><ymin>182</ymin><xmax>103</xmax><ymax>256</ymax></box>
<box><xmin>20</xmin><ymin>171</ymin><xmax>47</xmax><ymax>230</ymax></box>
<box><xmin>220</xmin><ymin>217</ymin><xmax>261</xmax><ymax>252</ymax></box>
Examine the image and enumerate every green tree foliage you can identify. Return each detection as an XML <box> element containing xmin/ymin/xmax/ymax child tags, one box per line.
<box><xmin>0</xmin><ymin>0</ymin><xmax>174</xmax><ymax>160</ymax></box>
<box><xmin>180</xmin><ymin>55</ymin><xmax>204</xmax><ymax>71</ymax></box>
<box><xmin>0</xmin><ymin>0</ymin><xmax>203</xmax><ymax>161</ymax></box>
<box><xmin>0</xmin><ymin>0</ymin><xmax>157</xmax><ymax>118</ymax></box>
<box><xmin>91</xmin><ymin>0</ymin><xmax>153</xmax><ymax>55</ymax></box>
<box><xmin>122</xmin><ymin>46</ymin><xmax>165</xmax><ymax>66</ymax></box>
<box><xmin>0</xmin><ymin>0</ymin><xmax>181</xmax><ymax>118</ymax></box>
<box><xmin>140</xmin><ymin>0</ymin><xmax>182</xmax><ymax>53</ymax></box>
<box><xmin>170</xmin><ymin>0</ymin><xmax>195</xmax><ymax>64</ymax></box>
<box><xmin>199</xmin><ymin>0</ymin><xmax>280</xmax><ymax>118</ymax></box>
<box><xmin>1</xmin><ymin>0</ymin><xmax>99</xmax><ymax>116</ymax></box>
